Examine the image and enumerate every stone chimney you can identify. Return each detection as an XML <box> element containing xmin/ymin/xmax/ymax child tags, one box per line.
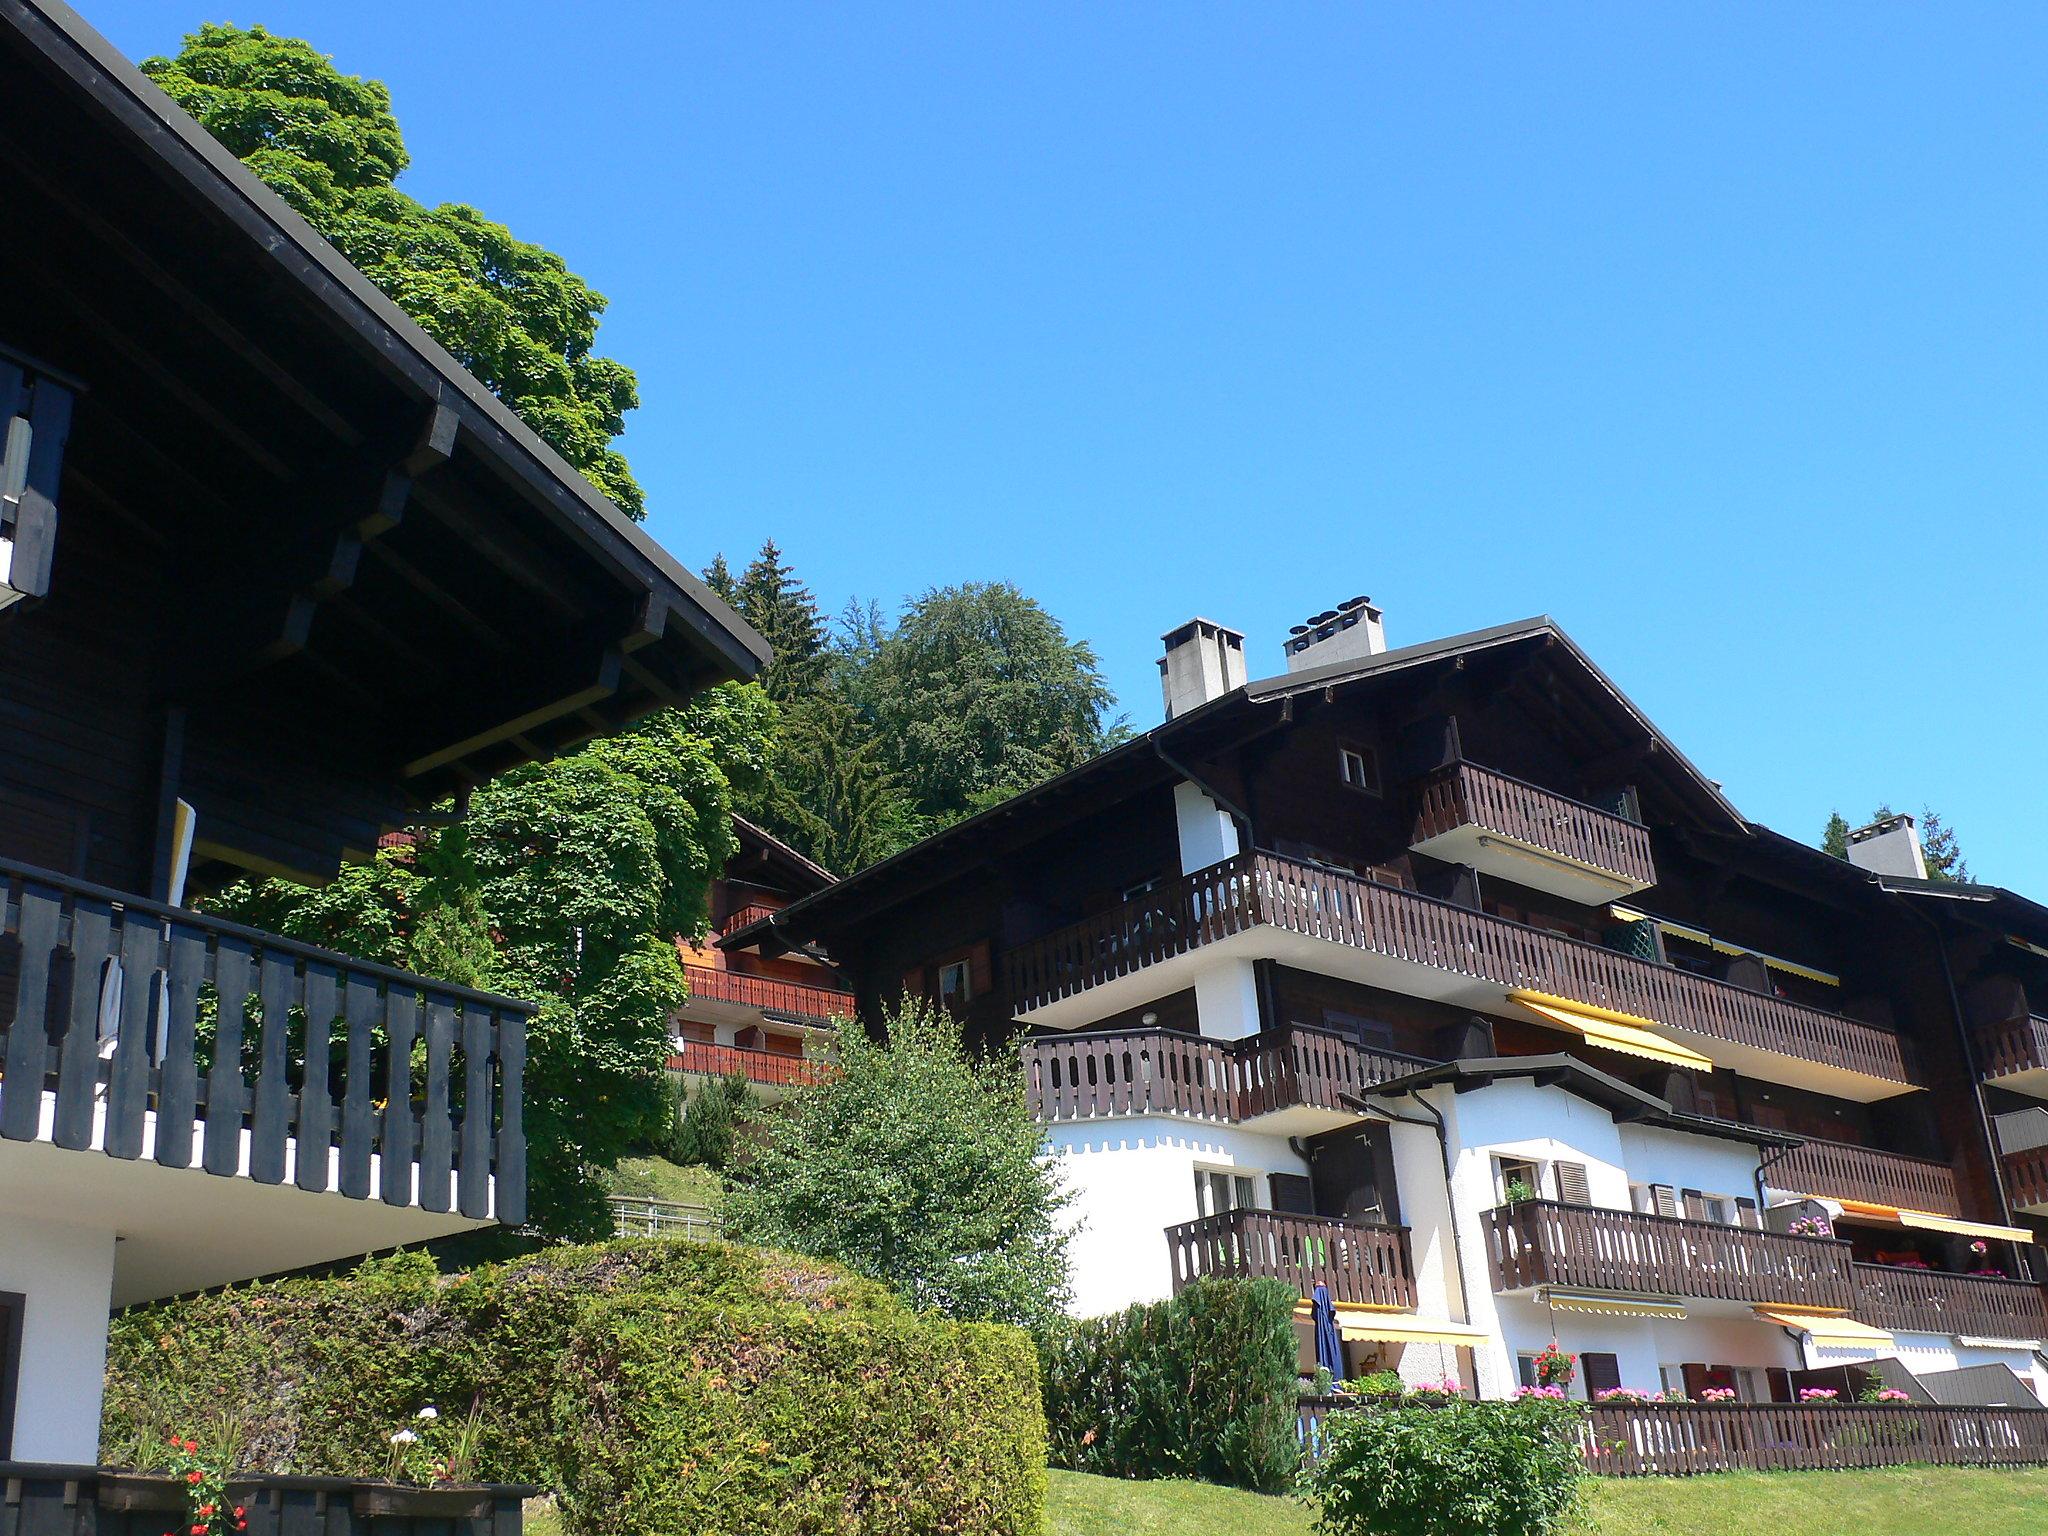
<box><xmin>1846</xmin><ymin>813</ymin><xmax>1928</xmax><ymax>880</ymax></box>
<box><xmin>1158</xmin><ymin>618</ymin><xmax>1248</xmax><ymax>719</ymax></box>
<box><xmin>1283</xmin><ymin>595</ymin><xmax>1386</xmax><ymax>673</ymax></box>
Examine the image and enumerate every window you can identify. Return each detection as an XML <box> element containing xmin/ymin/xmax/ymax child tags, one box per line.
<box><xmin>1338</xmin><ymin>744</ymin><xmax>1381</xmax><ymax>797</ymax></box>
<box><xmin>936</xmin><ymin>959</ymin><xmax>973</xmax><ymax>1011</ymax></box>
<box><xmin>1494</xmin><ymin>1155</ymin><xmax>1544</xmax><ymax>1204</ymax></box>
<box><xmin>1194</xmin><ymin>1167</ymin><xmax>1257</xmax><ymax>1218</ymax></box>
<box><xmin>1516</xmin><ymin>1352</ymin><xmax>1541</xmax><ymax>1389</ymax></box>
<box><xmin>1581</xmin><ymin>1352</ymin><xmax>1622</xmax><ymax>1399</ymax></box>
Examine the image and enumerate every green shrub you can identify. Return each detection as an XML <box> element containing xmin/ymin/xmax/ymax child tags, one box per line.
<box><xmin>103</xmin><ymin>1240</ymin><xmax>1044</xmax><ymax>1536</ymax></box>
<box><xmin>1039</xmin><ymin>1277</ymin><xmax>1299</xmax><ymax>1493</ymax></box>
<box><xmin>1300</xmin><ymin>1398</ymin><xmax>1586</xmax><ymax>1536</ymax></box>
<box><xmin>665</xmin><ymin>1070</ymin><xmax>758</xmax><ymax>1169</ymax></box>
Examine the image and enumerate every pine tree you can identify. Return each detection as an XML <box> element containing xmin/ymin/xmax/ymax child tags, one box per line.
<box><xmin>730</xmin><ymin>540</ymin><xmax>828</xmax><ymax>703</ymax></box>
<box><xmin>1822</xmin><ymin>811</ymin><xmax>1851</xmax><ymax>859</ymax></box>
<box><xmin>764</xmin><ymin>691</ymin><xmax>924</xmax><ymax>874</ymax></box>
<box><xmin>702</xmin><ymin>552</ymin><xmax>738</xmax><ymax>605</ymax></box>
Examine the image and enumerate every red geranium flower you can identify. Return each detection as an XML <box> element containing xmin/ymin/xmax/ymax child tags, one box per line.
<box><xmin>183</xmin><ymin>1441</ymin><xmax>200</xmax><ymax>1455</ymax></box>
<box><xmin>186</xmin><ymin>1472</ymin><xmax>204</xmax><ymax>1485</ymax></box>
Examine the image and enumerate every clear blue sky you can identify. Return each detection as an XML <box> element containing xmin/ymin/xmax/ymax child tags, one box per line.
<box><xmin>89</xmin><ymin>3</ymin><xmax>2048</xmax><ymax>888</ymax></box>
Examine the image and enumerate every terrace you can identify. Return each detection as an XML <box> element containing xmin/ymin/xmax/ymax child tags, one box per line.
<box><xmin>679</xmin><ymin>962</ymin><xmax>854</xmax><ymax>1028</ymax></box>
<box><xmin>1409</xmin><ymin>760</ymin><xmax>1657</xmax><ymax>902</ymax></box>
<box><xmin>1165</xmin><ymin>1208</ymin><xmax>1417</xmax><ymax>1309</ymax></box>
<box><xmin>1004</xmin><ymin>851</ymin><xmax>1917</xmax><ymax>1101</ymax></box>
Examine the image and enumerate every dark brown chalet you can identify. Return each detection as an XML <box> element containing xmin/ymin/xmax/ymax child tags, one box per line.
<box><xmin>736</xmin><ymin>607</ymin><xmax>2046</xmax><ymax>1272</ymax></box>
<box><xmin>0</xmin><ymin>0</ymin><xmax>764</xmax><ymax>1465</ymax></box>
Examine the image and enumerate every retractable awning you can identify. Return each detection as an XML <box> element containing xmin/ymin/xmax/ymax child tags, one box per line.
<box><xmin>1753</xmin><ymin>1307</ymin><xmax>1895</xmax><ymax>1346</ymax></box>
<box><xmin>1608</xmin><ymin>907</ymin><xmax>1841</xmax><ymax>987</ymax></box>
<box><xmin>1507</xmin><ymin>989</ymin><xmax>1715</xmax><ymax>1071</ymax></box>
<box><xmin>1541</xmin><ymin>1290</ymin><xmax>1688</xmax><ymax>1320</ymax></box>
<box><xmin>1323</xmin><ymin>1310</ymin><xmax>1494</xmax><ymax>1347</ymax></box>
<box><xmin>1831</xmin><ymin>1199</ymin><xmax>2035</xmax><ymax>1246</ymax></box>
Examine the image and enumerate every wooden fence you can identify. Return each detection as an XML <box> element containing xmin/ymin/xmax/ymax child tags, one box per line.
<box><xmin>0</xmin><ymin>857</ymin><xmax>529</xmax><ymax>1223</ymax></box>
<box><xmin>1975</xmin><ymin>1013</ymin><xmax>2048</xmax><ymax>1082</ymax></box>
<box><xmin>1413</xmin><ymin>761</ymin><xmax>1656</xmax><ymax>888</ymax></box>
<box><xmin>1584</xmin><ymin>1401</ymin><xmax>2048</xmax><ymax>1475</ymax></box>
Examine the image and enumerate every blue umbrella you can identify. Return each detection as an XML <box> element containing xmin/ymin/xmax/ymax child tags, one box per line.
<box><xmin>1312</xmin><ymin>1281</ymin><xmax>1345</xmax><ymax>1384</ymax></box>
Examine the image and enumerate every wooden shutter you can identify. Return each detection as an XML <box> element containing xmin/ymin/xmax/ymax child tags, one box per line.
<box><xmin>969</xmin><ymin>940</ymin><xmax>993</xmax><ymax>997</ymax></box>
<box><xmin>1581</xmin><ymin>1352</ymin><xmax>1622</xmax><ymax>1397</ymax></box>
<box><xmin>1680</xmin><ymin>1363</ymin><xmax>1711</xmax><ymax>1400</ymax></box>
<box><xmin>1682</xmin><ymin>1188</ymin><xmax>1708</xmax><ymax>1222</ymax></box>
<box><xmin>1554</xmin><ymin>1161</ymin><xmax>1592</xmax><ymax>1207</ymax></box>
<box><xmin>1269</xmin><ymin>1173</ymin><xmax>1316</xmax><ymax>1215</ymax></box>
<box><xmin>1765</xmin><ymin>1367</ymin><xmax>1794</xmax><ymax>1404</ymax></box>
<box><xmin>1651</xmin><ymin>1184</ymin><xmax>1680</xmax><ymax>1219</ymax></box>
<box><xmin>1735</xmin><ymin>1196</ymin><xmax>1761</xmax><ymax>1230</ymax></box>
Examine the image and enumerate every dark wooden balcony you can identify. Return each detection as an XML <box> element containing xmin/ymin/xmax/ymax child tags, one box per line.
<box><xmin>668</xmin><ymin>1039</ymin><xmax>829</xmax><ymax>1089</ymax></box>
<box><xmin>1581</xmin><ymin>1402</ymin><xmax>2048</xmax><ymax>1475</ymax></box>
<box><xmin>1852</xmin><ymin>1263</ymin><xmax>2048</xmax><ymax>1340</ymax></box>
<box><xmin>1768</xmin><ymin>1136</ymin><xmax>1961</xmax><ymax>1215</ymax></box>
<box><xmin>2001</xmin><ymin>1143</ymin><xmax>2048</xmax><ymax>1216</ymax></box>
<box><xmin>1411</xmin><ymin>761</ymin><xmax>1657</xmax><ymax>899</ymax></box>
<box><xmin>0</xmin><ymin>857</ymin><xmax>528</xmax><ymax>1223</ymax></box>
<box><xmin>1976</xmin><ymin>1013</ymin><xmax>2048</xmax><ymax>1095</ymax></box>
<box><xmin>1003</xmin><ymin>852</ymin><xmax>1916</xmax><ymax>1096</ymax></box>
<box><xmin>1166</xmin><ymin>1208</ymin><xmax>1417</xmax><ymax>1308</ymax></box>
<box><xmin>680</xmin><ymin>962</ymin><xmax>853</xmax><ymax>1027</ymax></box>
<box><xmin>1484</xmin><ymin>1199</ymin><xmax>1857</xmax><ymax>1309</ymax></box>
<box><xmin>1021</xmin><ymin>1024</ymin><xmax>1430</xmax><ymax>1128</ymax></box>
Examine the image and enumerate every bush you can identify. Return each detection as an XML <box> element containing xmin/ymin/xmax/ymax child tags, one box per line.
<box><xmin>665</xmin><ymin>1070</ymin><xmax>758</xmax><ymax>1169</ymax></box>
<box><xmin>1300</xmin><ymin>1398</ymin><xmax>1586</xmax><ymax>1536</ymax></box>
<box><xmin>103</xmin><ymin>1240</ymin><xmax>1044</xmax><ymax>1536</ymax></box>
<box><xmin>1039</xmin><ymin>1277</ymin><xmax>1299</xmax><ymax>1493</ymax></box>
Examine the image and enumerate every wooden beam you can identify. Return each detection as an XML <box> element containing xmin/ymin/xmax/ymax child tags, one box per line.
<box><xmin>402</xmin><ymin>645</ymin><xmax>624</xmax><ymax>779</ymax></box>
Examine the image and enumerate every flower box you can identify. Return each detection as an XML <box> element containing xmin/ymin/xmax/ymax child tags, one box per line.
<box><xmin>94</xmin><ymin>1471</ymin><xmax>184</xmax><ymax>1513</ymax></box>
<box><xmin>351</xmin><ymin>1482</ymin><xmax>500</xmax><ymax>1520</ymax></box>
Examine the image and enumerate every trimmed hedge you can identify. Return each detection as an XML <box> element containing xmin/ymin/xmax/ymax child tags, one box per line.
<box><xmin>1039</xmin><ymin>1277</ymin><xmax>1299</xmax><ymax>1492</ymax></box>
<box><xmin>102</xmin><ymin>1240</ymin><xmax>1045</xmax><ymax>1536</ymax></box>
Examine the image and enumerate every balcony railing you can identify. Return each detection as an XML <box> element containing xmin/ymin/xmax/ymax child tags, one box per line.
<box><xmin>668</xmin><ymin>1039</ymin><xmax>830</xmax><ymax>1088</ymax></box>
<box><xmin>2002</xmin><ymin>1142</ymin><xmax>2048</xmax><ymax>1213</ymax></box>
<box><xmin>718</xmin><ymin>901</ymin><xmax>784</xmax><ymax>938</ymax></box>
<box><xmin>1768</xmin><ymin>1136</ymin><xmax>1961</xmax><ymax>1214</ymax></box>
<box><xmin>1977</xmin><ymin>1014</ymin><xmax>2048</xmax><ymax>1084</ymax></box>
<box><xmin>680</xmin><ymin>962</ymin><xmax>853</xmax><ymax>1026</ymax></box>
<box><xmin>1852</xmin><ymin>1262</ymin><xmax>2048</xmax><ymax>1340</ymax></box>
<box><xmin>0</xmin><ymin>858</ymin><xmax>529</xmax><ymax>1223</ymax></box>
<box><xmin>1021</xmin><ymin>1024</ymin><xmax>1431</xmax><ymax>1125</ymax></box>
<box><xmin>1580</xmin><ymin>1402</ymin><xmax>2048</xmax><ymax>1475</ymax></box>
<box><xmin>1483</xmin><ymin>1199</ymin><xmax>1857</xmax><ymax>1309</ymax></box>
<box><xmin>1003</xmin><ymin>853</ymin><xmax>1915</xmax><ymax>1090</ymax></box>
<box><xmin>1412</xmin><ymin>761</ymin><xmax>1657</xmax><ymax>890</ymax></box>
<box><xmin>0</xmin><ymin>1464</ymin><xmax>537</xmax><ymax>1535</ymax></box>
<box><xmin>1166</xmin><ymin>1209</ymin><xmax>1417</xmax><ymax>1309</ymax></box>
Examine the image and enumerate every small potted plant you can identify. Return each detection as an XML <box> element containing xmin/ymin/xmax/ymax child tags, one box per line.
<box><xmin>1786</xmin><ymin>1215</ymin><xmax>1832</xmax><ymax>1239</ymax></box>
<box><xmin>98</xmin><ymin>1436</ymin><xmax>250</xmax><ymax>1534</ymax></box>
<box><xmin>1698</xmin><ymin>1386</ymin><xmax>1736</xmax><ymax>1403</ymax></box>
<box><xmin>353</xmin><ymin>1403</ymin><xmax>497</xmax><ymax>1520</ymax></box>
<box><xmin>1966</xmin><ymin>1239</ymin><xmax>2005</xmax><ymax>1278</ymax></box>
<box><xmin>1593</xmin><ymin>1386</ymin><xmax>1651</xmax><ymax>1404</ymax></box>
<box><xmin>1502</xmin><ymin>1177</ymin><xmax>1539</xmax><ymax>1206</ymax></box>
<box><xmin>1402</xmin><ymin>1376</ymin><xmax>1463</xmax><ymax>1405</ymax></box>
<box><xmin>1797</xmin><ymin>1387</ymin><xmax>1840</xmax><ymax>1404</ymax></box>
<box><xmin>1532</xmin><ymin>1341</ymin><xmax>1576</xmax><ymax>1391</ymax></box>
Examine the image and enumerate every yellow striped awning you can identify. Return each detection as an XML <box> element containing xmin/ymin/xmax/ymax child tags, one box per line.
<box><xmin>1829</xmin><ymin>1199</ymin><xmax>2035</xmax><ymax>1246</ymax></box>
<box><xmin>1541</xmin><ymin>1290</ymin><xmax>1688</xmax><ymax>1320</ymax></box>
<box><xmin>1753</xmin><ymin>1306</ymin><xmax>1895</xmax><ymax>1345</ymax></box>
<box><xmin>1327</xmin><ymin>1310</ymin><xmax>1493</xmax><ymax>1346</ymax></box>
<box><xmin>1608</xmin><ymin>908</ymin><xmax>1841</xmax><ymax>987</ymax></box>
<box><xmin>1508</xmin><ymin>989</ymin><xmax>1715</xmax><ymax>1071</ymax></box>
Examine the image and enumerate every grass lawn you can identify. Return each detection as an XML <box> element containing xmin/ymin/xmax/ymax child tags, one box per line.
<box><xmin>1045</xmin><ymin>1466</ymin><xmax>2048</xmax><ymax>1535</ymax></box>
<box><xmin>600</xmin><ymin>1154</ymin><xmax>723</xmax><ymax>1207</ymax></box>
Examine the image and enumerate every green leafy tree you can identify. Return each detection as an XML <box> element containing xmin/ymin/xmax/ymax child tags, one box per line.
<box><xmin>721</xmin><ymin>999</ymin><xmax>1072</xmax><ymax>1335</ymax></box>
<box><xmin>209</xmin><ymin>685</ymin><xmax>776</xmax><ymax>1238</ymax></box>
<box><xmin>857</xmin><ymin>582</ymin><xmax>1125</xmax><ymax>826</ymax></box>
<box><xmin>143</xmin><ymin>23</ymin><xmax>644</xmax><ymax>518</ymax></box>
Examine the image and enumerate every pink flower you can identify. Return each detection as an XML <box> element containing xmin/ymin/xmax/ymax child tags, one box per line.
<box><xmin>1799</xmin><ymin>1387</ymin><xmax>1839</xmax><ymax>1402</ymax></box>
<box><xmin>1700</xmin><ymin>1387</ymin><xmax>1737</xmax><ymax>1402</ymax></box>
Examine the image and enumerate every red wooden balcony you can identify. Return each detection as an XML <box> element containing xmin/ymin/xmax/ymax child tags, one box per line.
<box><xmin>1002</xmin><ymin>852</ymin><xmax>1916</xmax><ymax>1098</ymax></box>
<box><xmin>1166</xmin><ymin>1209</ymin><xmax>1417</xmax><ymax>1309</ymax></box>
<box><xmin>667</xmin><ymin>1040</ymin><xmax>830</xmax><ymax>1089</ymax></box>
<box><xmin>1411</xmin><ymin>761</ymin><xmax>1657</xmax><ymax>900</ymax></box>
<box><xmin>1483</xmin><ymin>1199</ymin><xmax>1857</xmax><ymax>1310</ymax></box>
<box><xmin>1852</xmin><ymin>1263</ymin><xmax>2048</xmax><ymax>1340</ymax></box>
<box><xmin>679</xmin><ymin>962</ymin><xmax>853</xmax><ymax>1027</ymax></box>
<box><xmin>1768</xmin><ymin>1136</ymin><xmax>1962</xmax><ymax>1215</ymax></box>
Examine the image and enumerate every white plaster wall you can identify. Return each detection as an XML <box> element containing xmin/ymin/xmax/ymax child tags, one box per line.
<box><xmin>1809</xmin><ymin>1332</ymin><xmax>2048</xmax><ymax>1404</ymax></box>
<box><xmin>1172</xmin><ymin>782</ymin><xmax>1239</xmax><ymax>874</ymax></box>
<box><xmin>1192</xmin><ymin>960</ymin><xmax>1262</xmax><ymax>1041</ymax></box>
<box><xmin>1616</xmin><ymin>1123</ymin><xmax>1762</xmax><ymax>1201</ymax></box>
<box><xmin>1496</xmin><ymin>1298</ymin><xmax>1801</xmax><ymax>1398</ymax></box>
<box><xmin>1048</xmin><ymin>1118</ymin><xmax>1306</xmax><ymax>1317</ymax></box>
<box><xmin>0</xmin><ymin>1212</ymin><xmax>116</xmax><ymax>1462</ymax></box>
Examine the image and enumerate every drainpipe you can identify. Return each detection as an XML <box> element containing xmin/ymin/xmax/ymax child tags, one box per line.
<box><xmin>1348</xmin><ymin>1089</ymin><xmax>1476</xmax><ymax>1329</ymax></box>
<box><xmin>1892</xmin><ymin>892</ymin><xmax>2020</xmax><ymax>1266</ymax></box>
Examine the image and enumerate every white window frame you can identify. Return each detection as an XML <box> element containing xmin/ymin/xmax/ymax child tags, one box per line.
<box><xmin>1194</xmin><ymin>1165</ymin><xmax>1258</xmax><ymax>1219</ymax></box>
<box><xmin>1493</xmin><ymin>1154</ymin><xmax>1547</xmax><ymax>1204</ymax></box>
<box><xmin>1338</xmin><ymin>744</ymin><xmax>1381</xmax><ymax>797</ymax></box>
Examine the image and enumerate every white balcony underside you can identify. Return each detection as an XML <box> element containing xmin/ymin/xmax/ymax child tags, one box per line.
<box><xmin>1014</xmin><ymin>928</ymin><xmax>1914</xmax><ymax>1104</ymax></box>
<box><xmin>0</xmin><ymin>1088</ymin><xmax>491</xmax><ymax>1305</ymax></box>
<box><xmin>1409</xmin><ymin>824</ymin><xmax>1651</xmax><ymax>904</ymax></box>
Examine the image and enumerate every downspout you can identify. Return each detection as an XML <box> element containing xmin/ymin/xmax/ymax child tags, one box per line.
<box><xmin>1893</xmin><ymin>892</ymin><xmax>2024</xmax><ymax>1268</ymax></box>
<box><xmin>1350</xmin><ymin>1089</ymin><xmax>1476</xmax><ymax>1328</ymax></box>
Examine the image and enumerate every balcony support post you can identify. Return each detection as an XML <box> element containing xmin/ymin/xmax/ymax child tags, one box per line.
<box><xmin>1194</xmin><ymin>959</ymin><xmax>1263</xmax><ymax>1042</ymax></box>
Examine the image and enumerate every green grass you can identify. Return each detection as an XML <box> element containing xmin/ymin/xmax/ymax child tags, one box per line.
<box><xmin>600</xmin><ymin>1154</ymin><xmax>723</xmax><ymax>1207</ymax></box>
<box><xmin>1044</xmin><ymin>1466</ymin><xmax>2048</xmax><ymax>1535</ymax></box>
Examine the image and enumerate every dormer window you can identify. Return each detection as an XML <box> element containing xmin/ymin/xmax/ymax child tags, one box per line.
<box><xmin>1339</xmin><ymin>743</ymin><xmax>1381</xmax><ymax>797</ymax></box>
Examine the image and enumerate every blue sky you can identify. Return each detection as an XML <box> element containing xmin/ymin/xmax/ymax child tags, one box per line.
<box><xmin>90</xmin><ymin>3</ymin><xmax>2048</xmax><ymax>886</ymax></box>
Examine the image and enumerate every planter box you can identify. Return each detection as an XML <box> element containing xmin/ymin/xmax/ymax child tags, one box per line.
<box><xmin>352</xmin><ymin>1482</ymin><xmax>499</xmax><ymax>1520</ymax></box>
<box><xmin>0</xmin><ymin>1464</ymin><xmax>536</xmax><ymax>1536</ymax></box>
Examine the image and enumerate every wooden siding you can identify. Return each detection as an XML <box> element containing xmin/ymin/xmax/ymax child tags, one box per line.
<box><xmin>1412</xmin><ymin>760</ymin><xmax>1656</xmax><ymax>889</ymax></box>
<box><xmin>1770</xmin><ymin>1135</ymin><xmax>1962</xmax><ymax>1214</ymax></box>
<box><xmin>1021</xmin><ymin>1024</ymin><xmax>1431</xmax><ymax>1125</ymax></box>
<box><xmin>1483</xmin><ymin>1200</ymin><xmax>1857</xmax><ymax>1310</ymax></box>
<box><xmin>1851</xmin><ymin>1263</ymin><xmax>2048</xmax><ymax>1339</ymax></box>
<box><xmin>1166</xmin><ymin>1209</ymin><xmax>1417</xmax><ymax>1308</ymax></box>
<box><xmin>1004</xmin><ymin>852</ymin><xmax>1916</xmax><ymax>1088</ymax></box>
<box><xmin>0</xmin><ymin>857</ymin><xmax>529</xmax><ymax>1224</ymax></box>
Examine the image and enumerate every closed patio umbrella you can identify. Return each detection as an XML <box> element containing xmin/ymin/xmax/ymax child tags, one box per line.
<box><xmin>1312</xmin><ymin>1281</ymin><xmax>1344</xmax><ymax>1383</ymax></box>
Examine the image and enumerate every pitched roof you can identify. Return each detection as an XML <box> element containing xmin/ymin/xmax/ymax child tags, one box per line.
<box><xmin>725</xmin><ymin>615</ymin><xmax>1748</xmax><ymax>950</ymax></box>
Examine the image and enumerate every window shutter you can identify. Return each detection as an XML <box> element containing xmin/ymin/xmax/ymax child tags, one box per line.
<box><xmin>1554</xmin><ymin>1161</ymin><xmax>1592</xmax><ymax>1207</ymax></box>
<box><xmin>970</xmin><ymin>940</ymin><xmax>993</xmax><ymax>997</ymax></box>
<box><xmin>1681</xmin><ymin>1363</ymin><xmax>1711</xmax><ymax>1400</ymax></box>
<box><xmin>1735</xmin><ymin>1196</ymin><xmax>1761</xmax><ymax>1230</ymax></box>
<box><xmin>1269</xmin><ymin>1173</ymin><xmax>1316</xmax><ymax>1215</ymax></box>
<box><xmin>1582</xmin><ymin>1352</ymin><xmax>1622</xmax><ymax>1397</ymax></box>
<box><xmin>1651</xmin><ymin>1184</ymin><xmax>1680</xmax><ymax>1219</ymax></box>
<box><xmin>1682</xmin><ymin>1188</ymin><xmax>1708</xmax><ymax>1222</ymax></box>
<box><xmin>901</xmin><ymin>967</ymin><xmax>925</xmax><ymax>1001</ymax></box>
<box><xmin>1765</xmin><ymin>1367</ymin><xmax>1794</xmax><ymax>1403</ymax></box>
